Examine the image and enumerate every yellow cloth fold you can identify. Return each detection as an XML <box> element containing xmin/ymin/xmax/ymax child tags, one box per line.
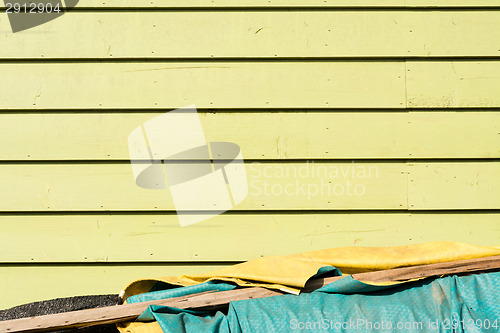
<box><xmin>288</xmin><ymin>241</ymin><xmax>500</xmax><ymax>274</ymax></box>
<box><xmin>122</xmin><ymin>241</ymin><xmax>500</xmax><ymax>299</ymax></box>
<box><xmin>117</xmin><ymin>322</ymin><xmax>162</xmax><ymax>333</ymax></box>
<box><xmin>118</xmin><ymin>242</ymin><xmax>500</xmax><ymax>333</ymax></box>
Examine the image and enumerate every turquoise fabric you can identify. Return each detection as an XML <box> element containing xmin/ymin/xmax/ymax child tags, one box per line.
<box><xmin>127</xmin><ymin>281</ymin><xmax>237</xmax><ymax>304</ymax></box>
<box><xmin>138</xmin><ymin>306</ymin><xmax>232</xmax><ymax>333</ymax></box>
<box><xmin>135</xmin><ymin>271</ymin><xmax>500</xmax><ymax>332</ymax></box>
<box><xmin>315</xmin><ymin>275</ymin><xmax>392</xmax><ymax>293</ymax></box>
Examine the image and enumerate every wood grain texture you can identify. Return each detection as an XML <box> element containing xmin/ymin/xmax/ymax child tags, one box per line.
<box><xmin>407</xmin><ymin>61</ymin><xmax>500</xmax><ymax>108</ymax></box>
<box><xmin>2</xmin><ymin>213</ymin><xmax>499</xmax><ymax>263</ymax></box>
<box><xmin>0</xmin><ymin>62</ymin><xmax>405</xmax><ymax>109</ymax></box>
<box><xmin>0</xmin><ymin>263</ymin><xmax>230</xmax><ymax>310</ymax></box>
<box><xmin>1</xmin><ymin>112</ymin><xmax>499</xmax><ymax>160</ymax></box>
<box><xmin>408</xmin><ymin>162</ymin><xmax>500</xmax><ymax>209</ymax></box>
<box><xmin>1</xmin><ymin>11</ymin><xmax>500</xmax><ymax>58</ymax></box>
<box><xmin>353</xmin><ymin>255</ymin><xmax>500</xmax><ymax>283</ymax></box>
<box><xmin>0</xmin><ymin>162</ymin><xmax>406</xmax><ymax>211</ymax></box>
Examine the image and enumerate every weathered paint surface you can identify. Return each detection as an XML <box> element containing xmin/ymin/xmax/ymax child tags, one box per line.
<box><xmin>1</xmin><ymin>213</ymin><xmax>499</xmax><ymax>263</ymax></box>
<box><xmin>0</xmin><ymin>264</ymin><xmax>230</xmax><ymax>310</ymax></box>
<box><xmin>0</xmin><ymin>112</ymin><xmax>498</xmax><ymax>160</ymax></box>
<box><xmin>2</xmin><ymin>1</ymin><xmax>500</xmax><ymax>8</ymax></box>
<box><xmin>1</xmin><ymin>12</ymin><xmax>500</xmax><ymax>58</ymax></box>
<box><xmin>0</xmin><ymin>2</ymin><xmax>499</xmax><ymax>309</ymax></box>
<box><xmin>0</xmin><ymin>62</ymin><xmax>406</xmax><ymax>109</ymax></box>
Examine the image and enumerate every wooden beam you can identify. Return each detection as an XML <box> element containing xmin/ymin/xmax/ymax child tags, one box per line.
<box><xmin>304</xmin><ymin>255</ymin><xmax>500</xmax><ymax>291</ymax></box>
<box><xmin>352</xmin><ymin>254</ymin><xmax>500</xmax><ymax>283</ymax></box>
<box><xmin>2</xmin><ymin>255</ymin><xmax>500</xmax><ymax>332</ymax></box>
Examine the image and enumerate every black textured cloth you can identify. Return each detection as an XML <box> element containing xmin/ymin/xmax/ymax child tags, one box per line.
<box><xmin>0</xmin><ymin>295</ymin><xmax>121</xmax><ymax>332</ymax></box>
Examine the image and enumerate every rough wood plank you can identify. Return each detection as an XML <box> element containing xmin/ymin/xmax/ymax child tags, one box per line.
<box><xmin>0</xmin><ymin>62</ymin><xmax>405</xmax><ymax>109</ymax></box>
<box><xmin>1</xmin><ymin>12</ymin><xmax>500</xmax><ymax>58</ymax></box>
<box><xmin>1</xmin><ymin>112</ymin><xmax>498</xmax><ymax>160</ymax></box>
<box><xmin>0</xmin><ymin>263</ymin><xmax>232</xmax><ymax>310</ymax></box>
<box><xmin>0</xmin><ymin>288</ymin><xmax>284</xmax><ymax>332</ymax></box>
<box><xmin>303</xmin><ymin>255</ymin><xmax>500</xmax><ymax>291</ymax></box>
<box><xmin>407</xmin><ymin>61</ymin><xmax>500</xmax><ymax>108</ymax></box>
<box><xmin>408</xmin><ymin>162</ymin><xmax>500</xmax><ymax>209</ymax></box>
<box><xmin>0</xmin><ymin>162</ymin><xmax>406</xmax><ymax>211</ymax></box>
<box><xmin>2</xmin><ymin>213</ymin><xmax>499</xmax><ymax>263</ymax></box>
<box><xmin>353</xmin><ymin>255</ymin><xmax>500</xmax><ymax>283</ymax></box>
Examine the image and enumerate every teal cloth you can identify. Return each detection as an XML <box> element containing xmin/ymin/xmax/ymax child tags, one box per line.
<box><xmin>134</xmin><ymin>270</ymin><xmax>500</xmax><ymax>332</ymax></box>
<box><xmin>127</xmin><ymin>281</ymin><xmax>237</xmax><ymax>304</ymax></box>
<box><xmin>316</xmin><ymin>275</ymin><xmax>394</xmax><ymax>293</ymax></box>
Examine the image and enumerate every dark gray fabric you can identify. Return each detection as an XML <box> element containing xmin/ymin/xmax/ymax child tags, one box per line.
<box><xmin>0</xmin><ymin>295</ymin><xmax>120</xmax><ymax>332</ymax></box>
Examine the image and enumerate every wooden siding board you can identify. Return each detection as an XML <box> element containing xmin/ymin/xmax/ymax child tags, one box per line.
<box><xmin>408</xmin><ymin>162</ymin><xmax>500</xmax><ymax>209</ymax></box>
<box><xmin>0</xmin><ymin>112</ymin><xmax>499</xmax><ymax>160</ymax></box>
<box><xmin>406</xmin><ymin>0</ymin><xmax>500</xmax><ymax>6</ymax></box>
<box><xmin>1</xmin><ymin>12</ymin><xmax>500</xmax><ymax>58</ymax></box>
<box><xmin>1</xmin><ymin>162</ymin><xmax>499</xmax><ymax>211</ymax></box>
<box><xmin>2</xmin><ymin>1</ymin><xmax>498</xmax><ymax>8</ymax></box>
<box><xmin>407</xmin><ymin>61</ymin><xmax>500</xmax><ymax>108</ymax></box>
<box><xmin>0</xmin><ymin>263</ymin><xmax>229</xmax><ymax>310</ymax></box>
<box><xmin>0</xmin><ymin>162</ymin><xmax>407</xmax><ymax>211</ymax></box>
<box><xmin>406</xmin><ymin>112</ymin><xmax>500</xmax><ymax>159</ymax></box>
<box><xmin>4</xmin><ymin>61</ymin><xmax>500</xmax><ymax>109</ymax></box>
<box><xmin>1</xmin><ymin>213</ymin><xmax>499</xmax><ymax>263</ymax></box>
<box><xmin>0</xmin><ymin>62</ymin><xmax>405</xmax><ymax>109</ymax></box>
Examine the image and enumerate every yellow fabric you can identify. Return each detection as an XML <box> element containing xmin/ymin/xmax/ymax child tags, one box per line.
<box><xmin>122</xmin><ymin>242</ymin><xmax>500</xmax><ymax>299</ymax></box>
<box><xmin>117</xmin><ymin>322</ymin><xmax>163</xmax><ymax>333</ymax></box>
<box><xmin>118</xmin><ymin>242</ymin><xmax>500</xmax><ymax>333</ymax></box>
<box><xmin>288</xmin><ymin>241</ymin><xmax>500</xmax><ymax>274</ymax></box>
<box><xmin>121</xmin><ymin>256</ymin><xmax>321</xmax><ymax>299</ymax></box>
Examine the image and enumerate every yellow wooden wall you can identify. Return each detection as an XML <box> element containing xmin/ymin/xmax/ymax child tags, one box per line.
<box><xmin>1</xmin><ymin>1</ymin><xmax>500</xmax><ymax>309</ymax></box>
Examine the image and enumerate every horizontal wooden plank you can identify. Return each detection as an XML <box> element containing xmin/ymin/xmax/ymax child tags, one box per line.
<box><xmin>0</xmin><ymin>62</ymin><xmax>405</xmax><ymax>109</ymax></box>
<box><xmin>352</xmin><ymin>255</ymin><xmax>500</xmax><ymax>283</ymax></box>
<box><xmin>0</xmin><ymin>162</ymin><xmax>407</xmax><ymax>211</ymax></box>
<box><xmin>1</xmin><ymin>0</ymin><xmax>497</xmax><ymax>8</ymax></box>
<box><xmin>404</xmin><ymin>0</ymin><xmax>500</xmax><ymax>6</ymax></box>
<box><xmin>404</xmin><ymin>112</ymin><xmax>500</xmax><ymax>159</ymax></box>
<box><xmin>409</xmin><ymin>162</ymin><xmax>500</xmax><ymax>209</ymax></box>
<box><xmin>1</xmin><ymin>112</ymin><xmax>499</xmax><ymax>160</ymax></box>
<box><xmin>0</xmin><ymin>263</ymin><xmax>229</xmax><ymax>310</ymax></box>
<box><xmin>4</xmin><ymin>61</ymin><xmax>500</xmax><ymax>109</ymax></box>
<box><xmin>407</xmin><ymin>61</ymin><xmax>500</xmax><ymax>108</ymax></box>
<box><xmin>1</xmin><ymin>12</ymin><xmax>500</xmax><ymax>58</ymax></box>
<box><xmin>1</xmin><ymin>213</ymin><xmax>499</xmax><ymax>263</ymax></box>
<box><xmin>304</xmin><ymin>255</ymin><xmax>500</xmax><ymax>293</ymax></box>
<box><xmin>2</xmin><ymin>162</ymin><xmax>498</xmax><ymax>211</ymax></box>
<box><xmin>3</xmin><ymin>162</ymin><xmax>500</xmax><ymax>211</ymax></box>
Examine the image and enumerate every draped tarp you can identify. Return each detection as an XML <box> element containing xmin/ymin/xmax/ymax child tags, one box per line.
<box><xmin>117</xmin><ymin>242</ymin><xmax>500</xmax><ymax>333</ymax></box>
